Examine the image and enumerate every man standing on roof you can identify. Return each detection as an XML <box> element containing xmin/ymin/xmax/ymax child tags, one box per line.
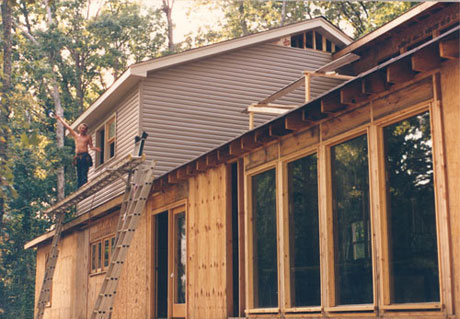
<box><xmin>54</xmin><ymin>114</ymin><xmax>101</xmax><ymax>188</ymax></box>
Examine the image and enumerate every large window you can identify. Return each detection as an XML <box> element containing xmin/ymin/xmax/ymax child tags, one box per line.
<box><xmin>243</xmin><ymin>102</ymin><xmax>448</xmax><ymax>314</ymax></box>
<box><xmin>330</xmin><ymin>135</ymin><xmax>373</xmax><ymax>305</ymax></box>
<box><xmin>287</xmin><ymin>154</ymin><xmax>320</xmax><ymax>307</ymax></box>
<box><xmin>251</xmin><ymin>168</ymin><xmax>278</xmax><ymax>308</ymax></box>
<box><xmin>383</xmin><ymin>111</ymin><xmax>439</xmax><ymax>303</ymax></box>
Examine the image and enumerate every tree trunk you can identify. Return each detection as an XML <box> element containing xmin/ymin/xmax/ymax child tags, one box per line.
<box><xmin>281</xmin><ymin>0</ymin><xmax>286</xmax><ymax>26</ymax></box>
<box><xmin>44</xmin><ymin>0</ymin><xmax>65</xmax><ymax>201</ymax></box>
<box><xmin>162</xmin><ymin>0</ymin><xmax>175</xmax><ymax>52</ymax></box>
<box><xmin>0</xmin><ymin>0</ymin><xmax>12</xmax><ymax>231</ymax></box>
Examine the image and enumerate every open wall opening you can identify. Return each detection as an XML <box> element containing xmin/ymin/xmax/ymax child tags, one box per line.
<box><xmin>155</xmin><ymin>211</ymin><xmax>168</xmax><ymax>319</ymax></box>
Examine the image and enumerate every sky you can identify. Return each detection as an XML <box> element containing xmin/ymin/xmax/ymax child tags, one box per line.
<box><xmin>139</xmin><ymin>0</ymin><xmax>225</xmax><ymax>42</ymax></box>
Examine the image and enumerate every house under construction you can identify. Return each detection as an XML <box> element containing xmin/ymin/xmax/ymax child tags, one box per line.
<box><xmin>25</xmin><ymin>3</ymin><xmax>460</xmax><ymax>319</ymax></box>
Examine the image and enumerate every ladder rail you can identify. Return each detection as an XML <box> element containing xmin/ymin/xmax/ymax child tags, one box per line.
<box><xmin>91</xmin><ymin>161</ymin><xmax>155</xmax><ymax>319</ymax></box>
<box><xmin>35</xmin><ymin>135</ymin><xmax>149</xmax><ymax>319</ymax></box>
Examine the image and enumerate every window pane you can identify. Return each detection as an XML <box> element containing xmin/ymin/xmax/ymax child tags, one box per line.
<box><xmin>331</xmin><ymin>135</ymin><xmax>373</xmax><ymax>305</ymax></box>
<box><xmin>91</xmin><ymin>244</ymin><xmax>97</xmax><ymax>272</ymax></box>
<box><xmin>288</xmin><ymin>154</ymin><xmax>320</xmax><ymax>306</ymax></box>
<box><xmin>97</xmin><ymin>242</ymin><xmax>102</xmax><ymax>269</ymax></box>
<box><xmin>174</xmin><ymin>212</ymin><xmax>186</xmax><ymax>304</ymax></box>
<box><xmin>252</xmin><ymin>169</ymin><xmax>278</xmax><ymax>308</ymax></box>
<box><xmin>384</xmin><ymin>111</ymin><xmax>439</xmax><ymax>303</ymax></box>
<box><xmin>104</xmin><ymin>239</ymin><xmax>110</xmax><ymax>268</ymax></box>
<box><xmin>108</xmin><ymin>120</ymin><xmax>116</xmax><ymax>139</ymax></box>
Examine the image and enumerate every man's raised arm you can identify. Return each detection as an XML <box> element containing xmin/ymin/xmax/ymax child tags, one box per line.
<box><xmin>55</xmin><ymin>114</ymin><xmax>77</xmax><ymax>137</ymax></box>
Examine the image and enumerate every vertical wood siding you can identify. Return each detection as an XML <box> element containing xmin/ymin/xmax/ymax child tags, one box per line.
<box><xmin>77</xmin><ymin>88</ymin><xmax>140</xmax><ymax>215</ymax></box>
<box><xmin>141</xmin><ymin>44</ymin><xmax>342</xmax><ymax>176</ymax></box>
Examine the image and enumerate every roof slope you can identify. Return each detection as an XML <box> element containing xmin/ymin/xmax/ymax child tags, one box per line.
<box><xmin>71</xmin><ymin>17</ymin><xmax>351</xmax><ymax>130</ymax></box>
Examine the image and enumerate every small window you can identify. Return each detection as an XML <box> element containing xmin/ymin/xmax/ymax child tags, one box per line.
<box><xmin>330</xmin><ymin>134</ymin><xmax>373</xmax><ymax>305</ymax></box>
<box><xmin>306</xmin><ymin>32</ymin><xmax>313</xmax><ymax>49</ymax></box>
<box><xmin>90</xmin><ymin>235</ymin><xmax>115</xmax><ymax>274</ymax></box>
<box><xmin>290</xmin><ymin>34</ymin><xmax>304</xmax><ymax>49</ymax></box>
<box><xmin>383</xmin><ymin>111</ymin><xmax>439</xmax><ymax>303</ymax></box>
<box><xmin>251</xmin><ymin>168</ymin><xmax>278</xmax><ymax>308</ymax></box>
<box><xmin>96</xmin><ymin>116</ymin><xmax>116</xmax><ymax>166</ymax></box>
<box><xmin>315</xmin><ymin>33</ymin><xmax>323</xmax><ymax>52</ymax></box>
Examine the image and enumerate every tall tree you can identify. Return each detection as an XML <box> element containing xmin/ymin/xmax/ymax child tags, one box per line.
<box><xmin>161</xmin><ymin>0</ymin><xmax>175</xmax><ymax>52</ymax></box>
<box><xmin>0</xmin><ymin>0</ymin><xmax>13</xmax><ymax>232</ymax></box>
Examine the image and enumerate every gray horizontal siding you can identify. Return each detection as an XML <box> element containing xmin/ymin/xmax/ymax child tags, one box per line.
<box><xmin>141</xmin><ymin>43</ymin><xmax>343</xmax><ymax>176</ymax></box>
<box><xmin>77</xmin><ymin>88</ymin><xmax>140</xmax><ymax>215</ymax></box>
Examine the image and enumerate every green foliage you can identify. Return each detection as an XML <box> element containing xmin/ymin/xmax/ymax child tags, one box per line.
<box><xmin>0</xmin><ymin>0</ymin><xmax>169</xmax><ymax>317</ymax></box>
<box><xmin>184</xmin><ymin>0</ymin><xmax>417</xmax><ymax>48</ymax></box>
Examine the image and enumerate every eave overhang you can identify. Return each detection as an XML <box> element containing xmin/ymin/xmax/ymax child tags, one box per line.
<box><xmin>71</xmin><ymin>17</ymin><xmax>351</xmax><ymax>131</ymax></box>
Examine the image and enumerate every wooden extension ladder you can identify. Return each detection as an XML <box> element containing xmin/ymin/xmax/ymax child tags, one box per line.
<box><xmin>90</xmin><ymin>160</ymin><xmax>155</xmax><ymax>319</ymax></box>
<box><xmin>35</xmin><ymin>133</ymin><xmax>149</xmax><ymax>319</ymax></box>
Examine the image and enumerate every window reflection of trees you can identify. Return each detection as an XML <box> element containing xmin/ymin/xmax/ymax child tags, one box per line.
<box><xmin>175</xmin><ymin>212</ymin><xmax>186</xmax><ymax>304</ymax></box>
<box><xmin>384</xmin><ymin>111</ymin><xmax>439</xmax><ymax>303</ymax></box>
<box><xmin>252</xmin><ymin>169</ymin><xmax>278</xmax><ymax>308</ymax></box>
<box><xmin>288</xmin><ymin>154</ymin><xmax>321</xmax><ymax>307</ymax></box>
<box><xmin>331</xmin><ymin>135</ymin><xmax>373</xmax><ymax>305</ymax></box>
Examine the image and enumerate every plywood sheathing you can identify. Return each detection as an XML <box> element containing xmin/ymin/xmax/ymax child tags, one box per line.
<box><xmin>188</xmin><ymin>165</ymin><xmax>229</xmax><ymax>319</ymax></box>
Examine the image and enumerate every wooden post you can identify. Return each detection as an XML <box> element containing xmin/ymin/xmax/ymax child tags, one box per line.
<box><xmin>305</xmin><ymin>73</ymin><xmax>311</xmax><ymax>102</ymax></box>
<box><xmin>312</xmin><ymin>31</ymin><xmax>316</xmax><ymax>50</ymax></box>
<box><xmin>249</xmin><ymin>112</ymin><xmax>254</xmax><ymax>130</ymax></box>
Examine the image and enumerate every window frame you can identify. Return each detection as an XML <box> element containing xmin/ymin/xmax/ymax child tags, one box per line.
<box><xmin>245</xmin><ymin>162</ymin><xmax>281</xmax><ymax>314</ymax></box>
<box><xmin>322</xmin><ymin>128</ymin><xmax>377</xmax><ymax>312</ymax></box>
<box><xmin>373</xmin><ymin>103</ymin><xmax>445</xmax><ymax>311</ymax></box>
<box><xmin>89</xmin><ymin>234</ymin><xmax>116</xmax><ymax>275</ymax></box>
<box><xmin>95</xmin><ymin>115</ymin><xmax>117</xmax><ymax>167</ymax></box>
<box><xmin>171</xmin><ymin>205</ymin><xmax>187</xmax><ymax>317</ymax></box>
<box><xmin>281</xmin><ymin>147</ymin><xmax>322</xmax><ymax>313</ymax></box>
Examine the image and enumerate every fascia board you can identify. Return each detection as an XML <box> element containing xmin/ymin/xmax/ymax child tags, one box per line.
<box><xmin>333</xmin><ymin>2</ymin><xmax>440</xmax><ymax>59</ymax></box>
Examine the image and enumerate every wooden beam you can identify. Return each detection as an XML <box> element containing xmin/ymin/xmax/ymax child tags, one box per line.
<box><xmin>321</xmin><ymin>91</ymin><xmax>346</xmax><ymax>113</ymax></box>
<box><xmin>206</xmin><ymin>151</ymin><xmax>217</xmax><ymax>167</ymax></box>
<box><xmin>248</xmin><ymin>112</ymin><xmax>254</xmax><ymax>130</ymax></box>
<box><xmin>439</xmin><ymin>38</ymin><xmax>459</xmax><ymax>59</ymax></box>
<box><xmin>269</xmin><ymin>120</ymin><xmax>291</xmax><ymax>137</ymax></box>
<box><xmin>196</xmin><ymin>157</ymin><xmax>207</xmax><ymax>172</ymax></box>
<box><xmin>254</xmin><ymin>127</ymin><xmax>271</xmax><ymax>144</ymax></box>
<box><xmin>168</xmin><ymin>171</ymin><xmax>178</xmax><ymax>184</ymax></box>
<box><xmin>303</xmin><ymin>102</ymin><xmax>327</xmax><ymax>122</ymax></box>
<box><xmin>217</xmin><ymin>146</ymin><xmax>230</xmax><ymax>163</ymax></box>
<box><xmin>362</xmin><ymin>71</ymin><xmax>389</xmax><ymax>94</ymax></box>
<box><xmin>285</xmin><ymin>111</ymin><xmax>309</xmax><ymax>131</ymax></box>
<box><xmin>176</xmin><ymin>167</ymin><xmax>188</xmax><ymax>181</ymax></box>
<box><xmin>247</xmin><ymin>105</ymin><xmax>289</xmax><ymax>115</ymax></box>
<box><xmin>229</xmin><ymin>139</ymin><xmax>243</xmax><ymax>156</ymax></box>
<box><xmin>259</xmin><ymin>77</ymin><xmax>305</xmax><ymax>104</ymax></box>
<box><xmin>340</xmin><ymin>80</ymin><xmax>368</xmax><ymax>105</ymax></box>
<box><xmin>332</xmin><ymin>2</ymin><xmax>439</xmax><ymax>59</ymax></box>
<box><xmin>304</xmin><ymin>71</ymin><xmax>355</xmax><ymax>80</ymax></box>
<box><xmin>186</xmin><ymin>163</ymin><xmax>196</xmax><ymax>176</ymax></box>
<box><xmin>411</xmin><ymin>44</ymin><xmax>441</xmax><ymax>72</ymax></box>
<box><xmin>240</xmin><ymin>133</ymin><xmax>260</xmax><ymax>151</ymax></box>
<box><xmin>386</xmin><ymin>59</ymin><xmax>416</xmax><ymax>84</ymax></box>
<box><xmin>315</xmin><ymin>53</ymin><xmax>360</xmax><ymax>73</ymax></box>
<box><xmin>305</xmin><ymin>73</ymin><xmax>311</xmax><ymax>102</ymax></box>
